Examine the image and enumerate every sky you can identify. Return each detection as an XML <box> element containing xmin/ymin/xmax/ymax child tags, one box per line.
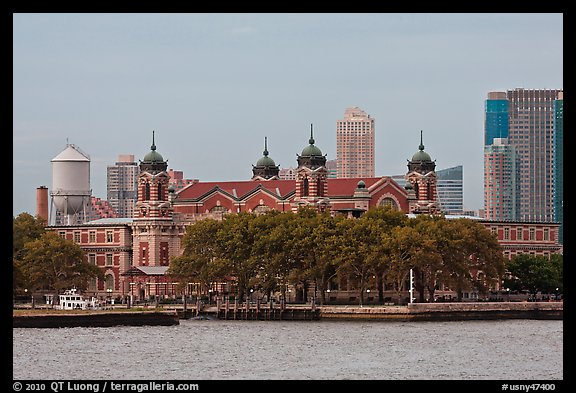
<box><xmin>13</xmin><ymin>13</ymin><xmax>563</xmax><ymax>217</ymax></box>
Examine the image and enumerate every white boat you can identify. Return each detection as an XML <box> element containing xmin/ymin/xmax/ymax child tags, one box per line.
<box><xmin>56</xmin><ymin>288</ymin><xmax>100</xmax><ymax>310</ymax></box>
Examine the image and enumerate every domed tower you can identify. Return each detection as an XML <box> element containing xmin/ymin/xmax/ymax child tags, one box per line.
<box><xmin>405</xmin><ymin>130</ymin><xmax>439</xmax><ymax>214</ymax></box>
<box><xmin>292</xmin><ymin>124</ymin><xmax>330</xmax><ymax>212</ymax></box>
<box><xmin>252</xmin><ymin>137</ymin><xmax>280</xmax><ymax>180</ymax></box>
<box><xmin>135</xmin><ymin>131</ymin><xmax>172</xmax><ymax>220</ymax></box>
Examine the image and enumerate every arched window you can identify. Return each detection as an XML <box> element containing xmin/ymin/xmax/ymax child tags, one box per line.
<box><xmin>253</xmin><ymin>205</ymin><xmax>271</xmax><ymax>214</ymax></box>
<box><xmin>145</xmin><ymin>183</ymin><xmax>150</xmax><ymax>200</ymax></box>
<box><xmin>105</xmin><ymin>274</ymin><xmax>114</xmax><ymax>291</ymax></box>
<box><xmin>379</xmin><ymin>197</ymin><xmax>398</xmax><ymax>210</ymax></box>
<box><xmin>302</xmin><ymin>177</ymin><xmax>309</xmax><ymax>197</ymax></box>
<box><xmin>317</xmin><ymin>178</ymin><xmax>323</xmax><ymax>197</ymax></box>
<box><xmin>210</xmin><ymin>205</ymin><xmax>227</xmax><ymax>213</ymax></box>
<box><xmin>157</xmin><ymin>183</ymin><xmax>163</xmax><ymax>201</ymax></box>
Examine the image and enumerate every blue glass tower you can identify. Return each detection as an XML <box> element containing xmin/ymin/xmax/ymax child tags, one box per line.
<box><xmin>554</xmin><ymin>94</ymin><xmax>563</xmax><ymax>243</ymax></box>
<box><xmin>485</xmin><ymin>93</ymin><xmax>509</xmax><ymax>145</ymax></box>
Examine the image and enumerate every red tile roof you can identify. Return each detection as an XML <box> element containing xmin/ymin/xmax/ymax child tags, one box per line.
<box><xmin>175</xmin><ymin>176</ymin><xmax>401</xmax><ymax>201</ymax></box>
<box><xmin>177</xmin><ymin>179</ymin><xmax>295</xmax><ymax>200</ymax></box>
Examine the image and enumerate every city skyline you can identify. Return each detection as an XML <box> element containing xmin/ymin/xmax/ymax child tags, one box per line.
<box><xmin>13</xmin><ymin>13</ymin><xmax>563</xmax><ymax>216</ymax></box>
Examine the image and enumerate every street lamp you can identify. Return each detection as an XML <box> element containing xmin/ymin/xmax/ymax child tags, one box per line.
<box><xmin>506</xmin><ymin>288</ymin><xmax>510</xmax><ymax>302</ymax></box>
<box><xmin>249</xmin><ymin>288</ymin><xmax>254</xmax><ymax>304</ymax></box>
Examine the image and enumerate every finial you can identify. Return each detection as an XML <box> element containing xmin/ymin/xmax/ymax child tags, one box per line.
<box><xmin>263</xmin><ymin>136</ymin><xmax>269</xmax><ymax>157</ymax></box>
<box><xmin>419</xmin><ymin>130</ymin><xmax>424</xmax><ymax>151</ymax></box>
<box><xmin>151</xmin><ymin>130</ymin><xmax>156</xmax><ymax>151</ymax></box>
<box><xmin>309</xmin><ymin>123</ymin><xmax>315</xmax><ymax>145</ymax></box>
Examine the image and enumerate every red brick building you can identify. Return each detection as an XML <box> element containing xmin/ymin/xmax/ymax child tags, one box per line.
<box><xmin>49</xmin><ymin>130</ymin><xmax>561</xmax><ymax>301</ymax></box>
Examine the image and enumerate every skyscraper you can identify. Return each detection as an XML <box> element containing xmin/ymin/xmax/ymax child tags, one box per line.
<box><xmin>484</xmin><ymin>88</ymin><xmax>563</xmax><ymax>224</ymax></box>
<box><xmin>436</xmin><ymin>165</ymin><xmax>464</xmax><ymax>215</ymax></box>
<box><xmin>554</xmin><ymin>91</ymin><xmax>563</xmax><ymax>243</ymax></box>
<box><xmin>484</xmin><ymin>138</ymin><xmax>520</xmax><ymax>221</ymax></box>
<box><xmin>336</xmin><ymin>107</ymin><xmax>375</xmax><ymax>178</ymax></box>
<box><xmin>392</xmin><ymin>165</ymin><xmax>465</xmax><ymax>216</ymax></box>
<box><xmin>107</xmin><ymin>154</ymin><xmax>138</xmax><ymax>218</ymax></box>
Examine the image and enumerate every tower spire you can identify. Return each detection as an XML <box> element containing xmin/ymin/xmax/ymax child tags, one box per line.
<box><xmin>263</xmin><ymin>136</ymin><xmax>269</xmax><ymax>156</ymax></box>
<box><xmin>151</xmin><ymin>130</ymin><xmax>156</xmax><ymax>151</ymax></box>
<box><xmin>309</xmin><ymin>123</ymin><xmax>315</xmax><ymax>145</ymax></box>
<box><xmin>419</xmin><ymin>130</ymin><xmax>424</xmax><ymax>151</ymax></box>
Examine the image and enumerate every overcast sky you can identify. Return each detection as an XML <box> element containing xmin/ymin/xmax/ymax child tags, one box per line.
<box><xmin>13</xmin><ymin>13</ymin><xmax>563</xmax><ymax>217</ymax></box>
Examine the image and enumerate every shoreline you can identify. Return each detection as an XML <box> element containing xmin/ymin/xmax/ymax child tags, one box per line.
<box><xmin>319</xmin><ymin>302</ymin><xmax>563</xmax><ymax>321</ymax></box>
<box><xmin>13</xmin><ymin>302</ymin><xmax>562</xmax><ymax>327</ymax></box>
<box><xmin>13</xmin><ymin>309</ymin><xmax>180</xmax><ymax>328</ymax></box>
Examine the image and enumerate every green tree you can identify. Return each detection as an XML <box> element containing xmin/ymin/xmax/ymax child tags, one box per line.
<box><xmin>13</xmin><ymin>212</ymin><xmax>47</xmax><ymax>258</ymax></box>
<box><xmin>13</xmin><ymin>213</ymin><xmax>47</xmax><ymax>292</ymax></box>
<box><xmin>217</xmin><ymin>212</ymin><xmax>260</xmax><ymax>302</ymax></box>
<box><xmin>454</xmin><ymin>218</ymin><xmax>505</xmax><ymax>299</ymax></box>
<box><xmin>549</xmin><ymin>254</ymin><xmax>563</xmax><ymax>293</ymax></box>
<box><xmin>408</xmin><ymin>215</ymin><xmax>443</xmax><ymax>302</ymax></box>
<box><xmin>335</xmin><ymin>217</ymin><xmax>376</xmax><ymax>306</ymax></box>
<box><xmin>168</xmin><ymin>218</ymin><xmax>223</xmax><ymax>299</ymax></box>
<box><xmin>360</xmin><ymin>206</ymin><xmax>409</xmax><ymax>303</ymax></box>
<box><xmin>310</xmin><ymin>213</ymin><xmax>343</xmax><ymax>305</ymax></box>
<box><xmin>21</xmin><ymin>231</ymin><xmax>102</xmax><ymax>293</ymax></box>
<box><xmin>386</xmin><ymin>225</ymin><xmax>424</xmax><ymax>304</ymax></box>
<box><xmin>504</xmin><ymin>254</ymin><xmax>561</xmax><ymax>296</ymax></box>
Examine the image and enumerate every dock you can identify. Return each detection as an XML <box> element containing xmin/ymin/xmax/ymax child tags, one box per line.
<box><xmin>13</xmin><ymin>310</ymin><xmax>180</xmax><ymax>328</ymax></box>
<box><xmin>178</xmin><ymin>301</ymin><xmax>562</xmax><ymax>322</ymax></box>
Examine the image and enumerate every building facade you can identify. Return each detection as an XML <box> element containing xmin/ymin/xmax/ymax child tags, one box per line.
<box><xmin>484</xmin><ymin>138</ymin><xmax>520</xmax><ymax>221</ymax></box>
<box><xmin>436</xmin><ymin>165</ymin><xmax>464</xmax><ymax>215</ymax></box>
<box><xmin>484</xmin><ymin>88</ymin><xmax>563</xmax><ymax>225</ymax></box>
<box><xmin>336</xmin><ymin>107</ymin><xmax>375</xmax><ymax>178</ymax></box>
<box><xmin>554</xmin><ymin>92</ymin><xmax>563</xmax><ymax>243</ymax></box>
<box><xmin>49</xmin><ymin>129</ymin><xmax>562</xmax><ymax>302</ymax></box>
<box><xmin>107</xmin><ymin>154</ymin><xmax>139</xmax><ymax>218</ymax></box>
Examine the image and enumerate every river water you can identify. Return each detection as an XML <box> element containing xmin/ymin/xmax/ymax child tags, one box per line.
<box><xmin>13</xmin><ymin>319</ymin><xmax>562</xmax><ymax>380</ymax></box>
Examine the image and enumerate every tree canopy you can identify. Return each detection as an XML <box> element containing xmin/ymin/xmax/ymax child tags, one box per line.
<box><xmin>168</xmin><ymin>207</ymin><xmax>510</xmax><ymax>303</ymax></box>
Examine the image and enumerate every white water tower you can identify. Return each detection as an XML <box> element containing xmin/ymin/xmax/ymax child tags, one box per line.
<box><xmin>50</xmin><ymin>143</ymin><xmax>92</xmax><ymax>225</ymax></box>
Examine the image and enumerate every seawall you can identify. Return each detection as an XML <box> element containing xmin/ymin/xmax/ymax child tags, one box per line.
<box><xmin>13</xmin><ymin>310</ymin><xmax>180</xmax><ymax>328</ymax></box>
<box><xmin>319</xmin><ymin>302</ymin><xmax>563</xmax><ymax>321</ymax></box>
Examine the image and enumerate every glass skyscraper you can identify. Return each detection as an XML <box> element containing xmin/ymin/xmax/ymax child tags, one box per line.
<box><xmin>554</xmin><ymin>92</ymin><xmax>563</xmax><ymax>243</ymax></box>
<box><xmin>483</xmin><ymin>89</ymin><xmax>563</xmax><ymax>240</ymax></box>
<box><xmin>485</xmin><ymin>92</ymin><xmax>509</xmax><ymax>145</ymax></box>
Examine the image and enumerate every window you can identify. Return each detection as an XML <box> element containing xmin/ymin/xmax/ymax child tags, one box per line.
<box><xmin>106</xmin><ymin>230</ymin><xmax>113</xmax><ymax>243</ymax></box>
<box><xmin>106</xmin><ymin>274</ymin><xmax>114</xmax><ymax>291</ymax></box>
<box><xmin>145</xmin><ymin>183</ymin><xmax>150</xmax><ymax>200</ymax></box>
<box><xmin>529</xmin><ymin>228</ymin><xmax>535</xmax><ymax>241</ymax></box>
<box><xmin>210</xmin><ymin>205</ymin><xmax>227</xmax><ymax>213</ymax></box>
<box><xmin>88</xmin><ymin>254</ymin><xmax>96</xmax><ymax>265</ymax></box>
<box><xmin>254</xmin><ymin>205</ymin><xmax>271</xmax><ymax>214</ymax></box>
<box><xmin>106</xmin><ymin>254</ymin><xmax>113</xmax><ymax>267</ymax></box>
<box><xmin>59</xmin><ymin>231</ymin><xmax>66</xmax><ymax>239</ymax></box>
<box><xmin>73</xmin><ymin>231</ymin><xmax>81</xmax><ymax>243</ymax></box>
<box><xmin>543</xmin><ymin>228</ymin><xmax>550</xmax><ymax>241</ymax></box>
<box><xmin>517</xmin><ymin>227</ymin><xmax>523</xmax><ymax>240</ymax></box>
<box><xmin>504</xmin><ymin>227</ymin><xmax>510</xmax><ymax>240</ymax></box>
<box><xmin>89</xmin><ymin>231</ymin><xmax>96</xmax><ymax>243</ymax></box>
<box><xmin>379</xmin><ymin>198</ymin><xmax>398</xmax><ymax>210</ymax></box>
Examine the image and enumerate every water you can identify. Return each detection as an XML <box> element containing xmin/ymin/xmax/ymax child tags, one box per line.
<box><xmin>13</xmin><ymin>319</ymin><xmax>562</xmax><ymax>380</ymax></box>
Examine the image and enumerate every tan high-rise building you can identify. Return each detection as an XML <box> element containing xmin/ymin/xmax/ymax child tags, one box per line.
<box><xmin>336</xmin><ymin>107</ymin><xmax>375</xmax><ymax>178</ymax></box>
